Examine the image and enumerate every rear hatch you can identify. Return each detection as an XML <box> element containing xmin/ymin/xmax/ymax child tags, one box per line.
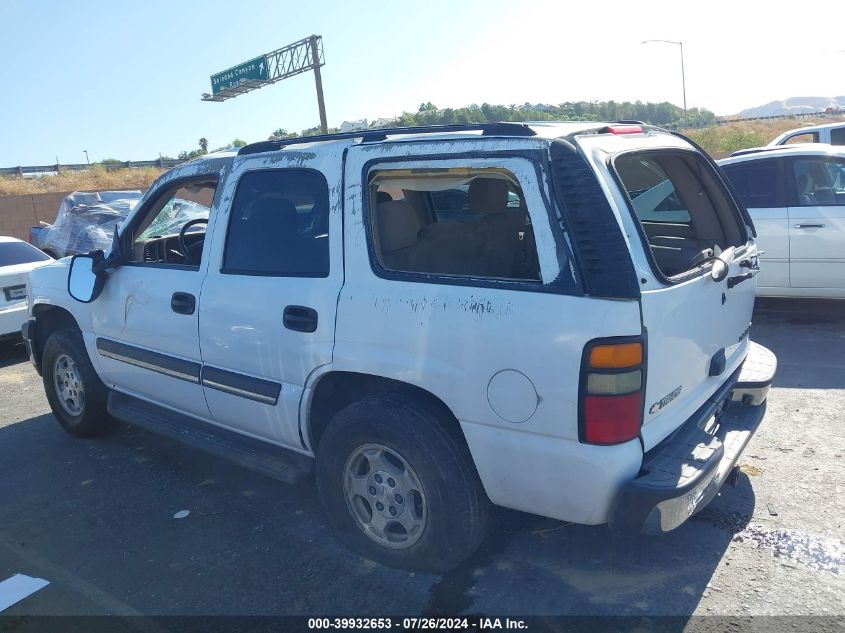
<box><xmin>609</xmin><ymin>142</ymin><xmax>758</xmax><ymax>450</ymax></box>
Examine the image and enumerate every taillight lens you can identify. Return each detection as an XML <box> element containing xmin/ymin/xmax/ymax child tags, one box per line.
<box><xmin>580</xmin><ymin>338</ymin><xmax>644</xmax><ymax>445</ymax></box>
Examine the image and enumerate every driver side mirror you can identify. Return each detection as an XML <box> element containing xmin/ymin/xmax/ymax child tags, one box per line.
<box><xmin>68</xmin><ymin>253</ymin><xmax>107</xmax><ymax>303</ymax></box>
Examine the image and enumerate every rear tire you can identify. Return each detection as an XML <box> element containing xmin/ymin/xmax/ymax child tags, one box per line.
<box><xmin>42</xmin><ymin>329</ymin><xmax>112</xmax><ymax>438</ymax></box>
<box><xmin>316</xmin><ymin>394</ymin><xmax>489</xmax><ymax>572</ymax></box>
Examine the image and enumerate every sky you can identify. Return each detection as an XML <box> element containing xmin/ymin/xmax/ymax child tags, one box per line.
<box><xmin>1</xmin><ymin>0</ymin><xmax>843</xmax><ymax>166</ymax></box>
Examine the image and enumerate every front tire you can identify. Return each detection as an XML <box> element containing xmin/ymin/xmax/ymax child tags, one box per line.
<box><xmin>42</xmin><ymin>329</ymin><xmax>112</xmax><ymax>438</ymax></box>
<box><xmin>316</xmin><ymin>395</ymin><xmax>489</xmax><ymax>572</ymax></box>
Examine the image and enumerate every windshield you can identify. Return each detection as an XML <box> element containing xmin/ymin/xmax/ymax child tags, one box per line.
<box><xmin>137</xmin><ymin>198</ymin><xmax>210</xmax><ymax>241</ymax></box>
<box><xmin>0</xmin><ymin>241</ymin><xmax>51</xmax><ymax>266</ymax></box>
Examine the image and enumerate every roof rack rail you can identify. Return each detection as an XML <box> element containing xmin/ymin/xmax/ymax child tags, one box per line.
<box><xmin>238</xmin><ymin>123</ymin><xmax>537</xmax><ymax>155</ymax></box>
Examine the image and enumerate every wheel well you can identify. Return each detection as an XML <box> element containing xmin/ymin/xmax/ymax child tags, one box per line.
<box><xmin>307</xmin><ymin>372</ymin><xmax>464</xmax><ymax>452</ymax></box>
<box><xmin>31</xmin><ymin>305</ymin><xmax>80</xmax><ymax>367</ymax></box>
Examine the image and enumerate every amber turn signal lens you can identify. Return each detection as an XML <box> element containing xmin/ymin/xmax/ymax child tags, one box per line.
<box><xmin>589</xmin><ymin>343</ymin><xmax>643</xmax><ymax>369</ymax></box>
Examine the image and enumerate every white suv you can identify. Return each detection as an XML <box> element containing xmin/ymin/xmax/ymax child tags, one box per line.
<box><xmin>22</xmin><ymin>122</ymin><xmax>776</xmax><ymax>571</ymax></box>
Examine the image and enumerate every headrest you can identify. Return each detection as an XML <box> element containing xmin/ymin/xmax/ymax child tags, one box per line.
<box><xmin>376</xmin><ymin>191</ymin><xmax>394</xmax><ymax>204</ymax></box>
<box><xmin>378</xmin><ymin>200</ymin><xmax>420</xmax><ymax>253</ymax></box>
<box><xmin>796</xmin><ymin>173</ymin><xmax>809</xmax><ymax>191</ymax></box>
<box><xmin>468</xmin><ymin>178</ymin><xmax>509</xmax><ymax>215</ymax></box>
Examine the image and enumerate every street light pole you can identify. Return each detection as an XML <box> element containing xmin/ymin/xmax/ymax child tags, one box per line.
<box><xmin>84</xmin><ymin>150</ymin><xmax>90</xmax><ymax>165</ymax></box>
<box><xmin>641</xmin><ymin>39</ymin><xmax>687</xmax><ymax>119</ymax></box>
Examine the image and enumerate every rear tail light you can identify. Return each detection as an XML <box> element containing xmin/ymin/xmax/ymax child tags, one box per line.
<box><xmin>580</xmin><ymin>338</ymin><xmax>645</xmax><ymax>445</ymax></box>
<box><xmin>27</xmin><ymin>229</ymin><xmax>34</xmax><ymax>243</ymax></box>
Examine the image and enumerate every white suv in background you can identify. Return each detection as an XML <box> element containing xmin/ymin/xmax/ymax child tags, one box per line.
<box><xmin>0</xmin><ymin>237</ymin><xmax>52</xmax><ymax>339</ymax></box>
<box><xmin>24</xmin><ymin>122</ymin><xmax>775</xmax><ymax>571</ymax></box>
<box><xmin>719</xmin><ymin>144</ymin><xmax>845</xmax><ymax>297</ymax></box>
<box><xmin>768</xmin><ymin>122</ymin><xmax>845</xmax><ymax>147</ymax></box>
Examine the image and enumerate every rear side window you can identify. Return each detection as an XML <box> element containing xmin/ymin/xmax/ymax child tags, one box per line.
<box><xmin>0</xmin><ymin>241</ymin><xmax>51</xmax><ymax>266</ymax></box>
<box><xmin>614</xmin><ymin>151</ymin><xmax>745</xmax><ymax>280</ymax></box>
<box><xmin>720</xmin><ymin>159</ymin><xmax>781</xmax><ymax>208</ymax></box>
<box><xmin>368</xmin><ymin>167</ymin><xmax>540</xmax><ymax>282</ymax></box>
<box><xmin>223</xmin><ymin>169</ymin><xmax>330</xmax><ymax>277</ymax></box>
<box><xmin>830</xmin><ymin>128</ymin><xmax>845</xmax><ymax>146</ymax></box>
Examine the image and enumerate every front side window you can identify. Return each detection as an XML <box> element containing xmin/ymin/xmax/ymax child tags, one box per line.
<box><xmin>223</xmin><ymin>169</ymin><xmax>330</xmax><ymax>277</ymax></box>
<box><xmin>615</xmin><ymin>151</ymin><xmax>745</xmax><ymax>279</ymax></box>
<box><xmin>368</xmin><ymin>167</ymin><xmax>540</xmax><ymax>282</ymax></box>
<box><xmin>784</xmin><ymin>131</ymin><xmax>819</xmax><ymax>145</ymax></box>
<box><xmin>791</xmin><ymin>158</ymin><xmax>845</xmax><ymax>206</ymax></box>
<box><xmin>128</xmin><ymin>180</ymin><xmax>217</xmax><ymax>267</ymax></box>
<box><xmin>721</xmin><ymin>159</ymin><xmax>780</xmax><ymax>208</ymax></box>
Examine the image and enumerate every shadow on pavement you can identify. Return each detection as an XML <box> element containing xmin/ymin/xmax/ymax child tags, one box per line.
<box><xmin>0</xmin><ymin>404</ymin><xmax>754</xmax><ymax>618</ymax></box>
<box><xmin>0</xmin><ymin>337</ymin><xmax>28</xmax><ymax>368</ymax></box>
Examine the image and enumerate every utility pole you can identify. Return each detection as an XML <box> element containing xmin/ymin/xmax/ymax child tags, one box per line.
<box><xmin>310</xmin><ymin>35</ymin><xmax>328</xmax><ymax>134</ymax></box>
<box><xmin>84</xmin><ymin>150</ymin><xmax>90</xmax><ymax>164</ymax></box>
<box><xmin>641</xmin><ymin>39</ymin><xmax>687</xmax><ymax>119</ymax></box>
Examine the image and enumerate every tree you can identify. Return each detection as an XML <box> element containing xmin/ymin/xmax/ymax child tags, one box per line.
<box><xmin>231</xmin><ymin>139</ymin><xmax>247</xmax><ymax>148</ymax></box>
<box><xmin>269</xmin><ymin>128</ymin><xmax>296</xmax><ymax>140</ymax></box>
<box><xmin>198</xmin><ymin>137</ymin><xmax>209</xmax><ymax>153</ymax></box>
<box><xmin>418</xmin><ymin>102</ymin><xmax>437</xmax><ymax>112</ymax></box>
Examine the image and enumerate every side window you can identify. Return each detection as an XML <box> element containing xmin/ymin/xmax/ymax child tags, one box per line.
<box><xmin>614</xmin><ymin>151</ymin><xmax>745</xmax><ymax>280</ymax></box>
<box><xmin>128</xmin><ymin>179</ymin><xmax>217</xmax><ymax>267</ymax></box>
<box><xmin>830</xmin><ymin>128</ymin><xmax>845</xmax><ymax>146</ymax></box>
<box><xmin>223</xmin><ymin>169</ymin><xmax>329</xmax><ymax>277</ymax></box>
<box><xmin>784</xmin><ymin>132</ymin><xmax>819</xmax><ymax>145</ymax></box>
<box><xmin>368</xmin><ymin>167</ymin><xmax>540</xmax><ymax>282</ymax></box>
<box><xmin>791</xmin><ymin>158</ymin><xmax>845</xmax><ymax>206</ymax></box>
<box><xmin>721</xmin><ymin>160</ymin><xmax>780</xmax><ymax>208</ymax></box>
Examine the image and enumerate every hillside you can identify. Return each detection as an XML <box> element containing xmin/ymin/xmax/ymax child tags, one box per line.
<box><xmin>3</xmin><ymin>113</ymin><xmax>843</xmax><ymax>196</ymax></box>
<box><xmin>737</xmin><ymin>96</ymin><xmax>845</xmax><ymax>118</ymax></box>
<box><xmin>683</xmin><ymin>116</ymin><xmax>845</xmax><ymax>159</ymax></box>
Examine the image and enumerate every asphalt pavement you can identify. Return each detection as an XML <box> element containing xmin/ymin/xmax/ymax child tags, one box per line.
<box><xmin>0</xmin><ymin>299</ymin><xmax>842</xmax><ymax>626</ymax></box>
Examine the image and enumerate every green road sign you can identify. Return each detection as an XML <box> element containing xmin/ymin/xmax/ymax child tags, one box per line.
<box><xmin>211</xmin><ymin>56</ymin><xmax>269</xmax><ymax>94</ymax></box>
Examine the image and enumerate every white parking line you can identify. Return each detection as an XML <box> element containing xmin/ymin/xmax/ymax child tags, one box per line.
<box><xmin>0</xmin><ymin>573</ymin><xmax>49</xmax><ymax>612</ymax></box>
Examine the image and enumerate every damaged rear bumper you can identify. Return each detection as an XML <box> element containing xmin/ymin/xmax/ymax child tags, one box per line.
<box><xmin>610</xmin><ymin>342</ymin><xmax>776</xmax><ymax>534</ymax></box>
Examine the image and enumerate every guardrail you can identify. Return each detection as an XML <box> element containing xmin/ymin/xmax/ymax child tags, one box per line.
<box><xmin>0</xmin><ymin>158</ymin><xmax>186</xmax><ymax>178</ymax></box>
<box><xmin>663</xmin><ymin>110</ymin><xmax>845</xmax><ymax>131</ymax></box>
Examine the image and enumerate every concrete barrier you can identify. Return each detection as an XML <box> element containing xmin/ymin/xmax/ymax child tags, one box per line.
<box><xmin>0</xmin><ymin>192</ymin><xmax>71</xmax><ymax>242</ymax></box>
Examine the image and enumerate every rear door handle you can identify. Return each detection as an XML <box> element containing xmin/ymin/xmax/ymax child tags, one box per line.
<box><xmin>170</xmin><ymin>292</ymin><xmax>196</xmax><ymax>315</ymax></box>
<box><xmin>794</xmin><ymin>223</ymin><xmax>825</xmax><ymax>228</ymax></box>
<box><xmin>283</xmin><ymin>305</ymin><xmax>318</xmax><ymax>333</ymax></box>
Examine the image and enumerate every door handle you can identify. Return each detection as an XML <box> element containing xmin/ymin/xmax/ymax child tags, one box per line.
<box><xmin>794</xmin><ymin>223</ymin><xmax>825</xmax><ymax>229</ymax></box>
<box><xmin>727</xmin><ymin>272</ymin><xmax>755</xmax><ymax>289</ymax></box>
<box><xmin>283</xmin><ymin>305</ymin><xmax>318</xmax><ymax>333</ymax></box>
<box><xmin>170</xmin><ymin>292</ymin><xmax>196</xmax><ymax>315</ymax></box>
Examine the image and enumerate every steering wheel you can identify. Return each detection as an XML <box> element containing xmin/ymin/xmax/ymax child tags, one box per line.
<box><xmin>178</xmin><ymin>218</ymin><xmax>208</xmax><ymax>265</ymax></box>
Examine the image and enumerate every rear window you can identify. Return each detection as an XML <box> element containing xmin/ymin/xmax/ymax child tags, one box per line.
<box><xmin>830</xmin><ymin>127</ymin><xmax>845</xmax><ymax>146</ymax></box>
<box><xmin>720</xmin><ymin>159</ymin><xmax>780</xmax><ymax>208</ymax></box>
<box><xmin>0</xmin><ymin>241</ymin><xmax>51</xmax><ymax>267</ymax></box>
<box><xmin>614</xmin><ymin>151</ymin><xmax>745</xmax><ymax>279</ymax></box>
